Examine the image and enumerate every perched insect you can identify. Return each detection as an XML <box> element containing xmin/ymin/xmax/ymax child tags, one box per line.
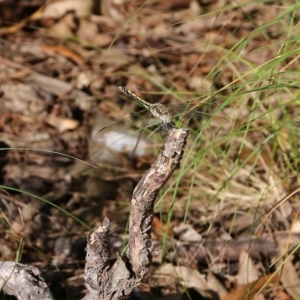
<box><xmin>94</xmin><ymin>86</ymin><xmax>228</xmax><ymax>156</ymax></box>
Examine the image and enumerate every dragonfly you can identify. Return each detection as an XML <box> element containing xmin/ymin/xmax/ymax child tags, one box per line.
<box><xmin>94</xmin><ymin>86</ymin><xmax>227</xmax><ymax>156</ymax></box>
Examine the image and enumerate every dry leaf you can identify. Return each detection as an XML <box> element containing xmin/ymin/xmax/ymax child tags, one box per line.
<box><xmin>238</xmin><ymin>146</ymin><xmax>271</xmax><ymax>168</ymax></box>
<box><xmin>276</xmin><ymin>127</ymin><xmax>291</xmax><ymax>152</ymax></box>
<box><xmin>45</xmin><ymin>115</ymin><xmax>79</xmax><ymax>133</ymax></box>
<box><xmin>222</xmin><ymin>273</ymin><xmax>280</xmax><ymax>300</ymax></box>
<box><xmin>173</xmin><ymin>223</ymin><xmax>202</xmax><ymax>242</ymax></box>
<box><xmin>238</xmin><ymin>251</ymin><xmax>259</xmax><ymax>285</ymax></box>
<box><xmin>41</xmin><ymin>0</ymin><xmax>93</xmax><ymax>18</ymax></box>
<box><xmin>291</xmin><ymin>220</ymin><xmax>300</xmax><ymax>233</ymax></box>
<box><xmin>42</xmin><ymin>45</ymin><xmax>84</xmax><ymax>65</ymax></box>
<box><xmin>276</xmin><ymin>252</ymin><xmax>300</xmax><ymax>298</ymax></box>
<box><xmin>157</xmin><ymin>264</ymin><xmax>209</xmax><ymax>292</ymax></box>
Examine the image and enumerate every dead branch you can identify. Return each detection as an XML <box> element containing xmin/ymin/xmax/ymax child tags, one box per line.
<box><xmin>83</xmin><ymin>127</ymin><xmax>190</xmax><ymax>300</ymax></box>
<box><xmin>0</xmin><ymin>128</ymin><xmax>189</xmax><ymax>299</ymax></box>
<box><xmin>0</xmin><ymin>261</ymin><xmax>54</xmax><ymax>300</ymax></box>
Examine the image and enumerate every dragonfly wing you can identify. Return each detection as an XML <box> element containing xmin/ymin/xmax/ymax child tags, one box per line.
<box><xmin>94</xmin><ymin>116</ymin><xmax>133</xmax><ymax>140</ymax></box>
<box><xmin>94</xmin><ymin>108</ymin><xmax>150</xmax><ymax>140</ymax></box>
<box><xmin>94</xmin><ymin>109</ymin><xmax>152</xmax><ymax>155</ymax></box>
<box><xmin>129</xmin><ymin>111</ymin><xmax>151</xmax><ymax>157</ymax></box>
<box><xmin>168</xmin><ymin>103</ymin><xmax>229</xmax><ymax>124</ymax></box>
<box><xmin>193</xmin><ymin>111</ymin><xmax>229</xmax><ymax>124</ymax></box>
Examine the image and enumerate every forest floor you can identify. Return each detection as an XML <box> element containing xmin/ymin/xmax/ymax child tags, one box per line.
<box><xmin>1</xmin><ymin>0</ymin><xmax>300</xmax><ymax>299</ymax></box>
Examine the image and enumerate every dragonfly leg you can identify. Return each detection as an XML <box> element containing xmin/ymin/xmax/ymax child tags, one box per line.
<box><xmin>169</xmin><ymin>122</ymin><xmax>176</xmax><ymax>129</ymax></box>
<box><xmin>159</xmin><ymin>122</ymin><xmax>176</xmax><ymax>140</ymax></box>
<box><xmin>163</xmin><ymin>122</ymin><xmax>176</xmax><ymax>130</ymax></box>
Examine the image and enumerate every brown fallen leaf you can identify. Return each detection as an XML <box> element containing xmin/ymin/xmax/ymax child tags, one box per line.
<box><xmin>41</xmin><ymin>45</ymin><xmax>84</xmax><ymax>65</ymax></box>
<box><xmin>41</xmin><ymin>0</ymin><xmax>93</xmax><ymax>18</ymax></box>
<box><xmin>91</xmin><ymin>33</ymin><xmax>114</xmax><ymax>48</ymax></box>
<box><xmin>0</xmin><ymin>1</ymin><xmax>47</xmax><ymax>34</ymax></box>
<box><xmin>276</xmin><ymin>250</ymin><xmax>300</xmax><ymax>298</ymax></box>
<box><xmin>222</xmin><ymin>272</ymin><xmax>280</xmax><ymax>300</ymax></box>
<box><xmin>156</xmin><ymin>0</ymin><xmax>192</xmax><ymax>10</ymax></box>
<box><xmin>238</xmin><ymin>145</ymin><xmax>272</xmax><ymax>168</ymax></box>
<box><xmin>237</xmin><ymin>251</ymin><xmax>259</xmax><ymax>285</ymax></box>
<box><xmin>276</xmin><ymin>127</ymin><xmax>291</xmax><ymax>152</ymax></box>
<box><xmin>45</xmin><ymin>115</ymin><xmax>79</xmax><ymax>133</ymax></box>
<box><xmin>275</xmin><ymin>289</ymin><xmax>293</xmax><ymax>300</ymax></box>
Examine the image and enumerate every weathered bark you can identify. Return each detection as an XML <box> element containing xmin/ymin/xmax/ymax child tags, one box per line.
<box><xmin>0</xmin><ymin>261</ymin><xmax>54</xmax><ymax>300</ymax></box>
<box><xmin>83</xmin><ymin>128</ymin><xmax>189</xmax><ymax>300</ymax></box>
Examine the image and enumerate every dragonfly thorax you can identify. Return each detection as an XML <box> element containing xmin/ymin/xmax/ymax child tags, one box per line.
<box><xmin>150</xmin><ymin>103</ymin><xmax>173</xmax><ymax>125</ymax></box>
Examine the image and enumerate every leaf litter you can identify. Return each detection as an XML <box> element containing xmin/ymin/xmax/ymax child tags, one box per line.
<box><xmin>0</xmin><ymin>0</ymin><xmax>300</xmax><ymax>299</ymax></box>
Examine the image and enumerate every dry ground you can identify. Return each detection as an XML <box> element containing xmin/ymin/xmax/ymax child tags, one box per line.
<box><xmin>1</xmin><ymin>0</ymin><xmax>300</xmax><ymax>299</ymax></box>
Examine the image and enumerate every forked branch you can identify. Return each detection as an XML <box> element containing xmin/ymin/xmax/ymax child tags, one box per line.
<box><xmin>0</xmin><ymin>128</ymin><xmax>189</xmax><ymax>300</ymax></box>
<box><xmin>83</xmin><ymin>127</ymin><xmax>189</xmax><ymax>300</ymax></box>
